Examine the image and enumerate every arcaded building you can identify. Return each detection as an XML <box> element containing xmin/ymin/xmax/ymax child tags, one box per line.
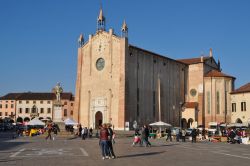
<box><xmin>73</xmin><ymin>8</ymin><xmax>186</xmax><ymax>130</ymax></box>
<box><xmin>0</xmin><ymin>92</ymin><xmax>74</xmax><ymax>122</ymax></box>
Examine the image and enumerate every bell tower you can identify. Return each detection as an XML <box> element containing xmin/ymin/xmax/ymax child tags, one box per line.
<box><xmin>97</xmin><ymin>7</ymin><xmax>105</xmax><ymax>31</ymax></box>
<box><xmin>121</xmin><ymin>20</ymin><xmax>128</xmax><ymax>38</ymax></box>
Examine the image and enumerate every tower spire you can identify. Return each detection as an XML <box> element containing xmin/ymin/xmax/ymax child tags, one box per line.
<box><xmin>78</xmin><ymin>33</ymin><xmax>84</xmax><ymax>47</ymax></box>
<box><xmin>209</xmin><ymin>48</ymin><xmax>213</xmax><ymax>57</ymax></box>
<box><xmin>121</xmin><ymin>20</ymin><xmax>128</xmax><ymax>38</ymax></box>
<box><xmin>97</xmin><ymin>5</ymin><xmax>105</xmax><ymax>31</ymax></box>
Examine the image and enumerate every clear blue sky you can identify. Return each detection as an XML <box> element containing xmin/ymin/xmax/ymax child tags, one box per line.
<box><xmin>0</xmin><ymin>0</ymin><xmax>250</xmax><ymax>96</ymax></box>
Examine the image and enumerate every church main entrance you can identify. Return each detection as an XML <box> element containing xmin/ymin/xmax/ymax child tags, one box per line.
<box><xmin>95</xmin><ymin>111</ymin><xmax>103</xmax><ymax>129</ymax></box>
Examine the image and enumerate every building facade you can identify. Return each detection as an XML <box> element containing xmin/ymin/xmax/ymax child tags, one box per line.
<box><xmin>231</xmin><ymin>83</ymin><xmax>250</xmax><ymax>125</ymax></box>
<box><xmin>16</xmin><ymin>93</ymin><xmax>54</xmax><ymax>122</ymax></box>
<box><xmin>0</xmin><ymin>93</ymin><xmax>20</xmax><ymax>120</ymax></box>
<box><xmin>74</xmin><ymin>8</ymin><xmax>186</xmax><ymax>130</ymax></box>
<box><xmin>0</xmin><ymin>92</ymin><xmax>74</xmax><ymax>122</ymax></box>
<box><xmin>61</xmin><ymin>93</ymin><xmax>75</xmax><ymax>120</ymax></box>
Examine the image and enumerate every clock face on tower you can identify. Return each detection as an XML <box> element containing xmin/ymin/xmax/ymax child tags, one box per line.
<box><xmin>96</xmin><ymin>58</ymin><xmax>105</xmax><ymax>71</ymax></box>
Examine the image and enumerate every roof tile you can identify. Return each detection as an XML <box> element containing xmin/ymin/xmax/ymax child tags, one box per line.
<box><xmin>204</xmin><ymin>70</ymin><xmax>235</xmax><ymax>79</ymax></box>
<box><xmin>231</xmin><ymin>83</ymin><xmax>250</xmax><ymax>94</ymax></box>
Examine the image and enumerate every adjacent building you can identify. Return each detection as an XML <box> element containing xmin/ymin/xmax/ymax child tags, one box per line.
<box><xmin>231</xmin><ymin>83</ymin><xmax>250</xmax><ymax>125</ymax></box>
<box><xmin>178</xmin><ymin>51</ymin><xmax>235</xmax><ymax>128</ymax></box>
<box><xmin>0</xmin><ymin>93</ymin><xmax>21</xmax><ymax>120</ymax></box>
<box><xmin>0</xmin><ymin>92</ymin><xmax>74</xmax><ymax>122</ymax></box>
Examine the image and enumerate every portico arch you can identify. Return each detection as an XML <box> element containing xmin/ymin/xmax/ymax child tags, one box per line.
<box><xmin>16</xmin><ymin>117</ymin><xmax>23</xmax><ymax>123</ymax></box>
<box><xmin>24</xmin><ymin>117</ymin><xmax>30</xmax><ymax>122</ymax></box>
<box><xmin>95</xmin><ymin>111</ymin><xmax>103</xmax><ymax>129</ymax></box>
<box><xmin>236</xmin><ymin>118</ymin><xmax>242</xmax><ymax>123</ymax></box>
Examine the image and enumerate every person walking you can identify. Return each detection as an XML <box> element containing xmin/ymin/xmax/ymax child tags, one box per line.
<box><xmin>52</xmin><ymin>123</ymin><xmax>60</xmax><ymax>141</ymax></box>
<box><xmin>141</xmin><ymin>125</ymin><xmax>151</xmax><ymax>147</ymax></box>
<box><xmin>99</xmin><ymin>124</ymin><xmax>109</xmax><ymax>159</ymax></box>
<box><xmin>45</xmin><ymin>123</ymin><xmax>52</xmax><ymax>140</ymax></box>
<box><xmin>78</xmin><ymin>124</ymin><xmax>82</xmax><ymax>137</ymax></box>
<box><xmin>107</xmin><ymin>124</ymin><xmax>116</xmax><ymax>159</ymax></box>
<box><xmin>181</xmin><ymin>129</ymin><xmax>186</xmax><ymax>142</ymax></box>
<box><xmin>166</xmin><ymin>128</ymin><xmax>172</xmax><ymax>142</ymax></box>
<box><xmin>81</xmin><ymin>126</ymin><xmax>85</xmax><ymax>140</ymax></box>
<box><xmin>89</xmin><ymin>127</ymin><xmax>93</xmax><ymax>138</ymax></box>
<box><xmin>202</xmin><ymin>128</ymin><xmax>206</xmax><ymax>140</ymax></box>
<box><xmin>84</xmin><ymin>127</ymin><xmax>88</xmax><ymax>138</ymax></box>
<box><xmin>191</xmin><ymin>128</ymin><xmax>197</xmax><ymax>143</ymax></box>
<box><xmin>176</xmin><ymin>128</ymin><xmax>180</xmax><ymax>142</ymax></box>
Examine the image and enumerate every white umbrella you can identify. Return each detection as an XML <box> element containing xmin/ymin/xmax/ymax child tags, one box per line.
<box><xmin>149</xmin><ymin>121</ymin><xmax>172</xmax><ymax>127</ymax></box>
<box><xmin>227</xmin><ymin>123</ymin><xmax>247</xmax><ymax>128</ymax></box>
<box><xmin>64</xmin><ymin>118</ymin><xmax>78</xmax><ymax>125</ymax></box>
<box><xmin>27</xmin><ymin>118</ymin><xmax>45</xmax><ymax>126</ymax></box>
<box><xmin>149</xmin><ymin>121</ymin><xmax>172</xmax><ymax>136</ymax></box>
<box><xmin>41</xmin><ymin>118</ymin><xmax>51</xmax><ymax>121</ymax></box>
<box><xmin>220</xmin><ymin>123</ymin><xmax>227</xmax><ymax>127</ymax></box>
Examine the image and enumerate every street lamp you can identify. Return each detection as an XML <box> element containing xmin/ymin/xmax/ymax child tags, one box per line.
<box><xmin>179</xmin><ymin>102</ymin><xmax>184</xmax><ymax>128</ymax></box>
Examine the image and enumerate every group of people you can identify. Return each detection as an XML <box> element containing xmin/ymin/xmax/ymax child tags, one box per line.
<box><xmin>99</xmin><ymin>123</ymin><xmax>116</xmax><ymax>159</ymax></box>
<box><xmin>132</xmin><ymin>125</ymin><xmax>152</xmax><ymax>147</ymax></box>
<box><xmin>45</xmin><ymin>122</ymin><xmax>60</xmax><ymax>140</ymax></box>
<box><xmin>77</xmin><ymin>124</ymin><xmax>93</xmax><ymax>140</ymax></box>
<box><xmin>166</xmin><ymin>128</ymin><xmax>205</xmax><ymax>143</ymax></box>
<box><xmin>226</xmin><ymin>128</ymin><xmax>248</xmax><ymax>144</ymax></box>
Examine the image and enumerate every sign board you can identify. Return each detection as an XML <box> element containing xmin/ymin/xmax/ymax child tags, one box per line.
<box><xmin>125</xmin><ymin>122</ymin><xmax>129</xmax><ymax>131</ymax></box>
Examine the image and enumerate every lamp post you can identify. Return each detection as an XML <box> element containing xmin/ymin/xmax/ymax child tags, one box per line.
<box><xmin>179</xmin><ymin>102</ymin><xmax>183</xmax><ymax>128</ymax></box>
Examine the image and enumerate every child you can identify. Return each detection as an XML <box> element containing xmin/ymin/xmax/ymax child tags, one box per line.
<box><xmin>132</xmin><ymin>134</ymin><xmax>142</xmax><ymax>146</ymax></box>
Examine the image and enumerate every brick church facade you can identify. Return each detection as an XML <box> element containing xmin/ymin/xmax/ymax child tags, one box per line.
<box><xmin>73</xmin><ymin>8</ymin><xmax>235</xmax><ymax>130</ymax></box>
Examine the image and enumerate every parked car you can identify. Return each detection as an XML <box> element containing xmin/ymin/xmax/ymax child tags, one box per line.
<box><xmin>185</xmin><ymin>128</ymin><xmax>193</xmax><ymax>136</ymax></box>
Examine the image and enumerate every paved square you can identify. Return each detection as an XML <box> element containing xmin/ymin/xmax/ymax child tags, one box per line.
<box><xmin>0</xmin><ymin>135</ymin><xmax>250</xmax><ymax>166</ymax></box>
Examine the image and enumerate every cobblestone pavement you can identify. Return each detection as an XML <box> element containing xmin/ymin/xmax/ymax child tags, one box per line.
<box><xmin>0</xmin><ymin>134</ymin><xmax>250</xmax><ymax>166</ymax></box>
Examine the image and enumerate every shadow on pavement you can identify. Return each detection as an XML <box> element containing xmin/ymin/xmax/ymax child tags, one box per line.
<box><xmin>0</xmin><ymin>132</ymin><xmax>29</xmax><ymax>151</ymax></box>
<box><xmin>156</xmin><ymin>143</ymin><xmax>180</xmax><ymax>147</ymax></box>
<box><xmin>118</xmin><ymin>151</ymin><xmax>165</xmax><ymax>158</ymax></box>
<box><xmin>66</xmin><ymin>136</ymin><xmax>79</xmax><ymax>140</ymax></box>
<box><xmin>0</xmin><ymin>140</ymin><xmax>29</xmax><ymax>151</ymax></box>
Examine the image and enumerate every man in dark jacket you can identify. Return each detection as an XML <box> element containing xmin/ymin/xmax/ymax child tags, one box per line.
<box><xmin>141</xmin><ymin>125</ymin><xmax>151</xmax><ymax>147</ymax></box>
<box><xmin>107</xmin><ymin>124</ymin><xmax>116</xmax><ymax>158</ymax></box>
<box><xmin>166</xmin><ymin>128</ymin><xmax>172</xmax><ymax>142</ymax></box>
<box><xmin>191</xmin><ymin>129</ymin><xmax>197</xmax><ymax>143</ymax></box>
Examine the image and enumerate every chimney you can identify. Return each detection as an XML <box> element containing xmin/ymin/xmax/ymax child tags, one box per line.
<box><xmin>109</xmin><ymin>28</ymin><xmax>113</xmax><ymax>35</ymax></box>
